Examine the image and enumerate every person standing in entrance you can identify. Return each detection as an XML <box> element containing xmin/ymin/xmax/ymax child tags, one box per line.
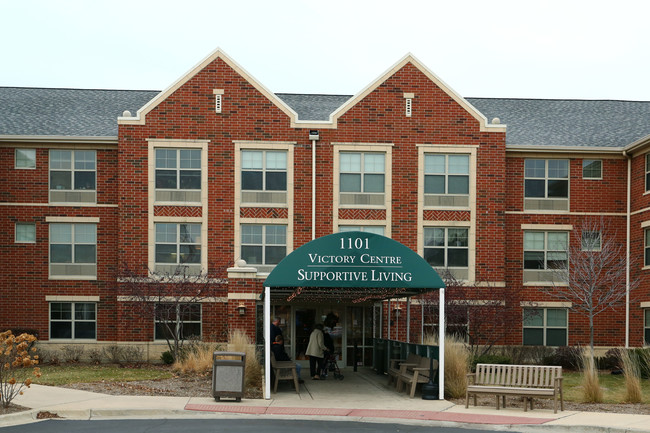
<box><xmin>270</xmin><ymin>317</ymin><xmax>283</xmax><ymax>345</ymax></box>
<box><xmin>306</xmin><ymin>323</ymin><xmax>327</xmax><ymax>380</ymax></box>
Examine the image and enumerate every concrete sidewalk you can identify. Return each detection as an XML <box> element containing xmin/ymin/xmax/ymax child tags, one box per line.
<box><xmin>3</xmin><ymin>369</ymin><xmax>650</xmax><ymax>432</ymax></box>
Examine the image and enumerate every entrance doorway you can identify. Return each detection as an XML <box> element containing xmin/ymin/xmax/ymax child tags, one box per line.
<box><xmin>271</xmin><ymin>304</ymin><xmax>374</xmax><ymax>367</ymax></box>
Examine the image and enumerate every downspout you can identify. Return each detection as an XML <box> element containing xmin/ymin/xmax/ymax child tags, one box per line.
<box><xmin>311</xmin><ymin>139</ymin><xmax>317</xmax><ymax>240</ymax></box>
<box><xmin>624</xmin><ymin>150</ymin><xmax>631</xmax><ymax>348</ymax></box>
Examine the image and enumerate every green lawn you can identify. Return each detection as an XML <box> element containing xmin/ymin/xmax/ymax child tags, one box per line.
<box><xmin>33</xmin><ymin>365</ymin><xmax>174</xmax><ymax>386</ymax></box>
<box><xmin>562</xmin><ymin>371</ymin><xmax>650</xmax><ymax>404</ymax></box>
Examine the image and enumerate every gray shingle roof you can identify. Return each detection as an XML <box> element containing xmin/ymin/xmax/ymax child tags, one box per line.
<box><xmin>1</xmin><ymin>87</ymin><xmax>649</xmax><ymax>148</ymax></box>
<box><xmin>0</xmin><ymin>87</ymin><xmax>158</xmax><ymax>137</ymax></box>
<box><xmin>467</xmin><ymin>98</ymin><xmax>650</xmax><ymax>148</ymax></box>
<box><xmin>275</xmin><ymin>93</ymin><xmax>352</xmax><ymax>121</ymax></box>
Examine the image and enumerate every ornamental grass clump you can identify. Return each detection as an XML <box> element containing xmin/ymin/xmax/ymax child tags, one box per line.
<box><xmin>0</xmin><ymin>330</ymin><xmax>42</xmax><ymax>408</ymax></box>
<box><xmin>227</xmin><ymin>329</ymin><xmax>263</xmax><ymax>391</ymax></box>
<box><xmin>619</xmin><ymin>349</ymin><xmax>642</xmax><ymax>403</ymax></box>
<box><xmin>423</xmin><ymin>333</ymin><xmax>469</xmax><ymax>399</ymax></box>
<box><xmin>580</xmin><ymin>348</ymin><xmax>603</xmax><ymax>403</ymax></box>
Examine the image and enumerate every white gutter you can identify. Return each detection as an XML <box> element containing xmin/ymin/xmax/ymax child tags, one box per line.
<box><xmin>506</xmin><ymin>144</ymin><xmax>623</xmax><ymax>154</ymax></box>
<box><xmin>0</xmin><ymin>135</ymin><xmax>117</xmax><ymax>144</ymax></box>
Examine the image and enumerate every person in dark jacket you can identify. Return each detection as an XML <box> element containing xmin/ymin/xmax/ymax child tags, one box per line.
<box><xmin>271</xmin><ymin>335</ymin><xmax>303</xmax><ymax>383</ymax></box>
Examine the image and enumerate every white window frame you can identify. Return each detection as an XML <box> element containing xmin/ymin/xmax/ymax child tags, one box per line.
<box><xmin>15</xmin><ymin>222</ymin><xmax>36</xmax><ymax>243</ymax></box>
<box><xmin>240</xmin><ymin>224</ymin><xmax>287</xmax><ymax>269</ymax></box>
<box><xmin>582</xmin><ymin>159</ymin><xmax>602</xmax><ymax>180</ymax></box>
<box><xmin>524</xmin><ymin>159</ymin><xmax>569</xmax><ymax>199</ymax></box>
<box><xmin>154</xmin><ymin>222</ymin><xmax>202</xmax><ymax>275</ymax></box>
<box><xmin>154</xmin><ymin>148</ymin><xmax>202</xmax><ymax>191</ymax></box>
<box><xmin>523</xmin><ymin>308</ymin><xmax>568</xmax><ymax>346</ymax></box>
<box><xmin>523</xmin><ymin>231</ymin><xmax>568</xmax><ymax>270</ymax></box>
<box><xmin>241</xmin><ymin>149</ymin><xmax>288</xmax><ymax>193</ymax></box>
<box><xmin>154</xmin><ymin>303</ymin><xmax>202</xmax><ymax>341</ymax></box>
<box><xmin>339</xmin><ymin>151</ymin><xmax>386</xmax><ymax>194</ymax></box>
<box><xmin>423</xmin><ymin>226</ymin><xmax>470</xmax><ymax>270</ymax></box>
<box><xmin>49</xmin><ymin>150</ymin><xmax>96</xmax><ymax>191</ymax></box>
<box><xmin>645</xmin><ymin>228</ymin><xmax>650</xmax><ymax>268</ymax></box>
<box><xmin>15</xmin><ymin>148</ymin><xmax>36</xmax><ymax>169</ymax></box>
<box><xmin>49</xmin><ymin>222</ymin><xmax>97</xmax><ymax>279</ymax></box>
<box><xmin>49</xmin><ymin>302</ymin><xmax>97</xmax><ymax>340</ymax></box>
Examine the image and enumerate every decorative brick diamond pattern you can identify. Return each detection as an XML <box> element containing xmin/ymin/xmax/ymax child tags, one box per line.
<box><xmin>240</xmin><ymin>207</ymin><xmax>288</xmax><ymax>219</ymax></box>
<box><xmin>154</xmin><ymin>206</ymin><xmax>202</xmax><ymax>218</ymax></box>
<box><xmin>423</xmin><ymin>210</ymin><xmax>470</xmax><ymax>221</ymax></box>
<box><xmin>339</xmin><ymin>209</ymin><xmax>386</xmax><ymax>220</ymax></box>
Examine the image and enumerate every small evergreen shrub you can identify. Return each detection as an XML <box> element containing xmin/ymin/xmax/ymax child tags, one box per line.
<box><xmin>160</xmin><ymin>351</ymin><xmax>175</xmax><ymax>365</ymax></box>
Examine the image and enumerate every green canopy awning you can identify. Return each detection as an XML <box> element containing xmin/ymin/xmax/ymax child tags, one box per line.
<box><xmin>264</xmin><ymin>232</ymin><xmax>444</xmax><ymax>302</ymax></box>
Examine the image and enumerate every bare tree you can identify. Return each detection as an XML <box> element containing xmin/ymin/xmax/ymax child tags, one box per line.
<box><xmin>118</xmin><ymin>264</ymin><xmax>227</xmax><ymax>361</ymax></box>
<box><xmin>544</xmin><ymin>217</ymin><xmax>637</xmax><ymax>359</ymax></box>
<box><xmin>419</xmin><ymin>271</ymin><xmax>525</xmax><ymax>359</ymax></box>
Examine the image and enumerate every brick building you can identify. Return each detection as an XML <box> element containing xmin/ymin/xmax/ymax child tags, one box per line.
<box><xmin>1</xmin><ymin>49</ymin><xmax>649</xmax><ymax>363</ymax></box>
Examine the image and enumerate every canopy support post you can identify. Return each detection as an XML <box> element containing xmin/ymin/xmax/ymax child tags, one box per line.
<box><xmin>264</xmin><ymin>286</ymin><xmax>271</xmax><ymax>400</ymax></box>
<box><xmin>438</xmin><ymin>287</ymin><xmax>445</xmax><ymax>400</ymax></box>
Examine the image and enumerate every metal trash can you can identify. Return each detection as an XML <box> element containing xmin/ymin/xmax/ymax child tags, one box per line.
<box><xmin>212</xmin><ymin>351</ymin><xmax>246</xmax><ymax>402</ymax></box>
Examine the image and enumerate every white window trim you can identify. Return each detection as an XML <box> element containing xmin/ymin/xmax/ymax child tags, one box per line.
<box><xmin>48</xmin><ymin>221</ymin><xmax>97</xmax><ymax>280</ymax></box>
<box><xmin>417</xmin><ymin>144</ymin><xmax>477</xmax><ymax>283</ymax></box>
<box><xmin>48</xmin><ymin>149</ymin><xmax>97</xmax><ymax>205</ymax></box>
<box><xmin>235</xmin><ymin>218</ymin><xmax>292</xmax><ymax>275</ymax></box>
<box><xmin>332</xmin><ymin>143</ymin><xmax>393</xmax><ymax>233</ymax></box>
<box><xmin>213</xmin><ymin>89</ymin><xmax>224</xmax><ymax>113</ymax></box>
<box><xmin>147</xmin><ymin>140</ymin><xmax>209</xmax><ymax>275</ymax></box>
<box><xmin>49</xmin><ymin>301</ymin><xmax>97</xmax><ymax>341</ymax></box>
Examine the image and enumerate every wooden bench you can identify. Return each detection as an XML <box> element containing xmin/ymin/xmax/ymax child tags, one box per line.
<box><xmin>466</xmin><ymin>364</ymin><xmax>564</xmax><ymax>413</ymax></box>
<box><xmin>396</xmin><ymin>355</ymin><xmax>439</xmax><ymax>398</ymax></box>
<box><xmin>387</xmin><ymin>352</ymin><xmax>420</xmax><ymax>387</ymax></box>
<box><xmin>270</xmin><ymin>352</ymin><xmax>300</xmax><ymax>393</ymax></box>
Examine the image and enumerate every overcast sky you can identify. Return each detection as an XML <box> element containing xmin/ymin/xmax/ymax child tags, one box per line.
<box><xmin>2</xmin><ymin>0</ymin><xmax>649</xmax><ymax>100</ymax></box>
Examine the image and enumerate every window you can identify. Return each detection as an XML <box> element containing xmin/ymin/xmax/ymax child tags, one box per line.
<box><xmin>241</xmin><ymin>150</ymin><xmax>287</xmax><ymax>191</ymax></box>
<box><xmin>154</xmin><ymin>223</ymin><xmax>201</xmax><ymax>275</ymax></box>
<box><xmin>581</xmin><ymin>230</ymin><xmax>601</xmax><ymax>251</ymax></box>
<box><xmin>49</xmin><ymin>150</ymin><xmax>96</xmax><ymax>203</ymax></box>
<box><xmin>424</xmin><ymin>227</ymin><xmax>469</xmax><ymax>275</ymax></box>
<box><xmin>524</xmin><ymin>159</ymin><xmax>569</xmax><ymax>211</ymax></box>
<box><xmin>645</xmin><ymin>309</ymin><xmax>650</xmax><ymax>345</ymax></box>
<box><xmin>523</xmin><ymin>231</ymin><xmax>568</xmax><ymax>270</ymax></box>
<box><xmin>339</xmin><ymin>226</ymin><xmax>385</xmax><ymax>236</ymax></box>
<box><xmin>154</xmin><ymin>303</ymin><xmax>201</xmax><ymax>340</ymax></box>
<box><xmin>582</xmin><ymin>159</ymin><xmax>602</xmax><ymax>179</ymax></box>
<box><xmin>525</xmin><ymin>159</ymin><xmax>568</xmax><ymax>198</ymax></box>
<box><xmin>50</xmin><ymin>150</ymin><xmax>96</xmax><ymax>191</ymax></box>
<box><xmin>50</xmin><ymin>302</ymin><xmax>96</xmax><ymax>339</ymax></box>
<box><xmin>241</xmin><ymin>225</ymin><xmax>286</xmax><ymax>267</ymax></box>
<box><xmin>155</xmin><ymin>148</ymin><xmax>201</xmax><ymax>190</ymax></box>
<box><xmin>340</xmin><ymin>152</ymin><xmax>385</xmax><ymax>193</ymax></box>
<box><xmin>645</xmin><ymin>229</ymin><xmax>650</xmax><ymax>267</ymax></box>
<box><xmin>646</xmin><ymin>154</ymin><xmax>650</xmax><ymax>192</ymax></box>
<box><xmin>523</xmin><ymin>308</ymin><xmax>567</xmax><ymax>346</ymax></box>
<box><xmin>424</xmin><ymin>154</ymin><xmax>470</xmax><ymax>207</ymax></box>
<box><xmin>49</xmin><ymin>223</ymin><xmax>97</xmax><ymax>278</ymax></box>
<box><xmin>15</xmin><ymin>223</ymin><xmax>36</xmax><ymax>243</ymax></box>
<box><xmin>15</xmin><ymin>148</ymin><xmax>36</xmax><ymax>169</ymax></box>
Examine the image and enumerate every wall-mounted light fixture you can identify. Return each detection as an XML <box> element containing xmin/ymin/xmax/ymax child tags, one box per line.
<box><xmin>393</xmin><ymin>305</ymin><xmax>402</xmax><ymax>318</ymax></box>
<box><xmin>309</xmin><ymin>130</ymin><xmax>320</xmax><ymax>140</ymax></box>
<box><xmin>237</xmin><ymin>303</ymin><xmax>247</xmax><ymax>316</ymax></box>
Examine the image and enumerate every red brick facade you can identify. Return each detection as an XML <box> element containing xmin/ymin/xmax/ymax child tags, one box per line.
<box><xmin>1</xmin><ymin>51</ymin><xmax>649</xmax><ymax>359</ymax></box>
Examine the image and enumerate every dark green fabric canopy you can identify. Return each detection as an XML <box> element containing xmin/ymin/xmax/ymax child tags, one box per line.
<box><xmin>264</xmin><ymin>232</ymin><xmax>444</xmax><ymax>300</ymax></box>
